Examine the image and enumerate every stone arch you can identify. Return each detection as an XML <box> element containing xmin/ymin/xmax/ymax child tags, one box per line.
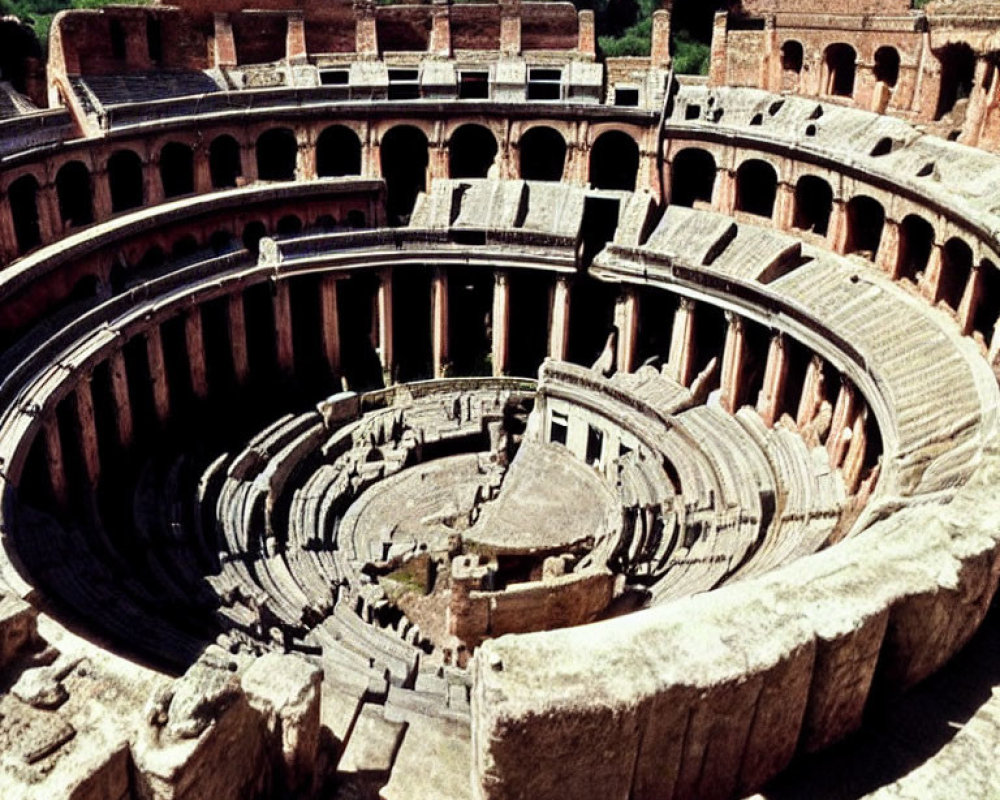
<box><xmin>845</xmin><ymin>196</ymin><xmax>885</xmax><ymax>258</ymax></box>
<box><xmin>448</xmin><ymin>124</ymin><xmax>498</xmax><ymax>179</ymax></box>
<box><xmin>107</xmin><ymin>149</ymin><xmax>144</xmax><ymax>213</ymax></box>
<box><xmin>670</xmin><ymin>147</ymin><xmax>716</xmax><ymax>207</ymax></box>
<box><xmin>209</xmin><ymin>134</ymin><xmax>242</xmax><ymax>189</ymax></box>
<box><xmin>781</xmin><ymin>40</ymin><xmax>803</xmax><ymax>91</ymax></box>
<box><xmin>159</xmin><ymin>141</ymin><xmax>195</xmax><ymax>198</ymax></box>
<box><xmin>735</xmin><ymin>159</ymin><xmax>778</xmax><ymax>218</ymax></box>
<box><xmin>316</xmin><ymin>125</ymin><xmax>362</xmax><ymax>177</ymax></box>
<box><xmin>518</xmin><ymin>126</ymin><xmax>566</xmax><ymax>182</ymax></box>
<box><xmin>277</xmin><ymin>214</ymin><xmax>303</xmax><ymax>236</ymax></box>
<box><xmin>8</xmin><ymin>173</ymin><xmax>41</xmax><ymax>254</ymax></box>
<box><xmin>824</xmin><ymin>43</ymin><xmax>857</xmax><ymax>98</ymax></box>
<box><xmin>874</xmin><ymin>46</ymin><xmax>900</xmax><ymax>88</ymax></box>
<box><xmin>242</xmin><ymin>220</ymin><xmax>267</xmax><ymax>255</ymax></box>
<box><xmin>589</xmin><ymin>130</ymin><xmax>639</xmax><ymax>191</ymax></box>
<box><xmin>380</xmin><ymin>125</ymin><xmax>429</xmax><ymax>225</ymax></box>
<box><xmin>256</xmin><ymin>128</ymin><xmax>298</xmax><ymax>182</ymax></box>
<box><xmin>897</xmin><ymin>214</ymin><xmax>935</xmax><ymax>282</ymax></box>
<box><xmin>793</xmin><ymin>175</ymin><xmax>833</xmax><ymax>235</ymax></box>
<box><xmin>56</xmin><ymin>160</ymin><xmax>94</xmax><ymax>228</ymax></box>
<box><xmin>939</xmin><ymin>237</ymin><xmax>974</xmax><ymax>312</ymax></box>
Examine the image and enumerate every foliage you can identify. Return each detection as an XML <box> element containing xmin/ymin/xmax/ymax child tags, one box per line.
<box><xmin>672</xmin><ymin>28</ymin><xmax>710</xmax><ymax>75</ymax></box>
<box><xmin>589</xmin><ymin>0</ymin><xmax>711</xmax><ymax>74</ymax></box>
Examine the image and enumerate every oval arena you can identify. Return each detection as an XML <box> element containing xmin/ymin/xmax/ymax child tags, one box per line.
<box><xmin>0</xmin><ymin>0</ymin><xmax>999</xmax><ymax>798</ymax></box>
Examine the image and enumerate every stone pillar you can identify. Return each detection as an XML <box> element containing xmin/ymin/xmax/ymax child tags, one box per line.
<box><xmin>377</xmin><ymin>268</ymin><xmax>394</xmax><ymax>380</ymax></box>
<box><xmin>963</xmin><ymin>57</ymin><xmax>993</xmax><ymax>147</ymax></box>
<box><xmin>842</xmin><ymin>410</ymin><xmax>868</xmax><ymax>495</ymax></box>
<box><xmin>228</xmin><ymin>292</ymin><xmax>250</xmax><ymax>385</ymax></box>
<box><xmin>36</xmin><ymin>184</ymin><xmax>60</xmax><ymax>244</ymax></box>
<box><xmin>757</xmin><ymin>332</ymin><xmax>789</xmax><ymax>426</ymax></box>
<box><xmin>74</xmin><ymin>379</ymin><xmax>100</xmax><ymax>487</ymax></box>
<box><xmin>711</xmin><ymin>168</ymin><xmax>735</xmax><ymax>215</ymax></box>
<box><xmin>492</xmin><ymin>270</ymin><xmax>510</xmax><ymax>377</ymax></box>
<box><xmin>614</xmin><ymin>288</ymin><xmax>638</xmax><ymax>374</ymax></box>
<box><xmin>499</xmin><ymin>0</ymin><xmax>521</xmax><ymax>57</ymax></box>
<box><xmin>0</xmin><ymin>198</ymin><xmax>18</xmax><ymax>263</ymax></box>
<box><xmin>719</xmin><ymin>312</ymin><xmax>746</xmax><ymax>414</ymax></box>
<box><xmin>239</xmin><ymin>142</ymin><xmax>258</xmax><ymax>186</ymax></box>
<box><xmin>549</xmin><ymin>275</ymin><xmax>570</xmax><ymax>362</ymax></box>
<box><xmin>796</xmin><ymin>355</ymin><xmax>825</xmax><ymax>429</ymax></box>
<box><xmin>92</xmin><ymin>168</ymin><xmax>114</xmax><ymax>221</ymax></box>
<box><xmin>273</xmin><ymin>281</ymin><xmax>294</xmax><ymax>376</ymax></box>
<box><xmin>319</xmin><ymin>275</ymin><xmax>341</xmax><ymax>378</ymax></box>
<box><xmin>193</xmin><ymin>147</ymin><xmax>213</xmax><ymax>195</ymax></box>
<box><xmin>429</xmin><ymin>0</ymin><xmax>451</xmax><ymax>58</ymax></box>
<box><xmin>826</xmin><ymin>200</ymin><xmax>848</xmax><ymax>254</ymax></box>
<box><xmin>428</xmin><ymin>144</ymin><xmax>450</xmax><ymax>182</ymax></box>
<box><xmin>827</xmin><ymin>380</ymin><xmax>855</xmax><ymax>466</ymax></box>
<box><xmin>708</xmin><ymin>11</ymin><xmax>728</xmax><ymax>87</ymax></box>
<box><xmin>667</xmin><ymin>298</ymin><xmax>696</xmax><ymax>386</ymax></box>
<box><xmin>875</xmin><ymin>218</ymin><xmax>900</xmax><ymax>275</ymax></box>
<box><xmin>296</xmin><ymin>129</ymin><xmax>316</xmax><ymax>181</ymax></box>
<box><xmin>650</xmin><ymin>9</ymin><xmax>672</xmax><ymax>69</ymax></box>
<box><xmin>185</xmin><ymin>308</ymin><xmax>209</xmax><ymax>399</ymax></box>
<box><xmin>146</xmin><ymin>325</ymin><xmax>170</xmax><ymax>424</ymax></box>
<box><xmin>43</xmin><ymin>417</ymin><xmax>68</xmax><ymax>507</ymax></box>
<box><xmin>921</xmin><ymin>242</ymin><xmax>944</xmax><ymax>302</ymax></box>
<box><xmin>431</xmin><ymin>267</ymin><xmax>449</xmax><ymax>377</ymax></box>
<box><xmin>108</xmin><ymin>349</ymin><xmax>133</xmax><ymax>448</ymax></box>
<box><xmin>286</xmin><ymin>12</ymin><xmax>307</xmax><ymax>65</ymax></box>
<box><xmin>144</xmin><ymin>159</ymin><xmax>163</xmax><ymax>207</ymax></box>
<box><xmin>355</xmin><ymin>1</ymin><xmax>378</xmax><ymax>57</ymax></box>
<box><xmin>958</xmin><ymin>263</ymin><xmax>984</xmax><ymax>336</ymax></box>
<box><xmin>577</xmin><ymin>10</ymin><xmax>595</xmax><ymax>59</ymax></box>
<box><xmin>774</xmin><ymin>182</ymin><xmax>795</xmax><ymax>230</ymax></box>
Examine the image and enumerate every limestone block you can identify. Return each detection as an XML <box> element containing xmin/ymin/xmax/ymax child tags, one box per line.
<box><xmin>338</xmin><ymin>703</ymin><xmax>407</xmax><ymax>778</ymax></box>
<box><xmin>242</xmin><ymin>652</ymin><xmax>323</xmax><ymax>795</ymax></box>
<box><xmin>0</xmin><ymin>594</ymin><xmax>38</xmax><ymax>668</ymax></box>
<box><xmin>350</xmin><ymin>61</ymin><xmax>388</xmax><ymax>99</ymax></box>
<box><xmin>420</xmin><ymin>61</ymin><xmax>457</xmax><ymax>99</ymax></box>
<box><xmin>566</xmin><ymin>61</ymin><xmax>602</xmax><ymax>103</ymax></box>
<box><xmin>492</xmin><ymin>60</ymin><xmax>526</xmax><ymax>103</ymax></box>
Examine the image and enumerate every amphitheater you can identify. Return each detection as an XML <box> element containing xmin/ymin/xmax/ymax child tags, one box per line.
<box><xmin>2</xmin><ymin>0</ymin><xmax>1000</xmax><ymax>797</ymax></box>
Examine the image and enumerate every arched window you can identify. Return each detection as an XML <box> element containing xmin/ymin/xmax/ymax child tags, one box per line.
<box><xmin>9</xmin><ymin>174</ymin><xmax>41</xmax><ymax>254</ymax></box>
<box><xmin>589</xmin><ymin>130</ymin><xmax>640</xmax><ymax>191</ymax></box>
<box><xmin>939</xmin><ymin>237</ymin><xmax>973</xmax><ymax>312</ymax></box>
<box><xmin>824</xmin><ymin>43</ymin><xmax>857</xmax><ymax>98</ymax></box>
<box><xmin>874</xmin><ymin>46</ymin><xmax>900</xmax><ymax>88</ymax></box>
<box><xmin>160</xmin><ymin>142</ymin><xmax>194</xmax><ymax>198</ymax></box>
<box><xmin>107</xmin><ymin>150</ymin><xmax>144</xmax><ymax>212</ymax></box>
<box><xmin>448</xmin><ymin>124</ymin><xmax>499</xmax><ymax>179</ymax></box>
<box><xmin>935</xmin><ymin>43</ymin><xmax>976</xmax><ymax>120</ymax></box>
<box><xmin>781</xmin><ymin>41</ymin><xmax>803</xmax><ymax>74</ymax></box>
<box><xmin>670</xmin><ymin>148</ymin><xmax>716</xmax><ymax>208</ymax></box>
<box><xmin>56</xmin><ymin>161</ymin><xmax>94</xmax><ymax>228</ymax></box>
<box><xmin>897</xmin><ymin>214</ymin><xmax>935</xmax><ymax>282</ymax></box>
<box><xmin>277</xmin><ymin>215</ymin><xmax>303</xmax><ymax>236</ymax></box>
<box><xmin>519</xmin><ymin>127</ymin><xmax>566</xmax><ymax>182</ymax></box>
<box><xmin>256</xmin><ymin>128</ymin><xmax>298</xmax><ymax>181</ymax></box>
<box><xmin>735</xmin><ymin>159</ymin><xmax>778</xmax><ymax>218</ymax></box>
<box><xmin>316</xmin><ymin>125</ymin><xmax>362</xmax><ymax>177</ymax></box>
<box><xmin>845</xmin><ymin>196</ymin><xmax>885</xmax><ymax>258</ymax></box>
<box><xmin>380</xmin><ymin>125</ymin><xmax>429</xmax><ymax>225</ymax></box>
<box><xmin>242</xmin><ymin>221</ymin><xmax>267</xmax><ymax>254</ymax></box>
<box><xmin>210</xmin><ymin>135</ymin><xmax>242</xmax><ymax>189</ymax></box>
<box><xmin>792</xmin><ymin>175</ymin><xmax>833</xmax><ymax>236</ymax></box>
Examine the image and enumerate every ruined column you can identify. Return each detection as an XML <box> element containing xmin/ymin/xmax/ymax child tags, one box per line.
<box><xmin>35</xmin><ymin>184</ymin><xmax>60</xmax><ymax>244</ymax></box>
<box><xmin>827</xmin><ymin>379</ymin><xmax>856</xmax><ymax>466</ymax></box>
<box><xmin>355</xmin><ymin>1</ymin><xmax>379</xmax><ymax>57</ymax></box>
<box><xmin>296</xmin><ymin>130</ymin><xmax>316</xmax><ymax>181</ymax></box>
<box><xmin>228</xmin><ymin>292</ymin><xmax>250</xmax><ymax>385</ymax></box>
<box><xmin>650</xmin><ymin>9</ymin><xmax>672</xmax><ymax>69</ymax></box>
<box><xmin>826</xmin><ymin>200</ymin><xmax>848</xmax><ymax>254</ymax></box>
<box><xmin>719</xmin><ymin>312</ymin><xmax>746</xmax><ymax>414</ymax></box>
<box><xmin>708</xmin><ymin>11</ymin><xmax>728</xmax><ymax>87</ymax></box>
<box><xmin>796</xmin><ymin>355</ymin><xmax>825</xmax><ymax>429</ymax></box>
<box><xmin>711</xmin><ymin>168</ymin><xmax>735</xmax><ymax>215</ymax></box>
<box><xmin>92</xmin><ymin>168</ymin><xmax>114</xmax><ymax>221</ymax></box>
<box><xmin>185</xmin><ymin>308</ymin><xmax>209</xmax><ymax>399</ymax></box>
<box><xmin>193</xmin><ymin>146</ymin><xmax>213</xmax><ymax>194</ymax></box>
<box><xmin>145</xmin><ymin>160</ymin><xmax>164</xmax><ymax>207</ymax></box>
<box><xmin>431</xmin><ymin>267</ymin><xmax>449</xmax><ymax>377</ymax></box>
<box><xmin>429</xmin><ymin>0</ymin><xmax>452</xmax><ymax>58</ymax></box>
<box><xmin>549</xmin><ymin>275</ymin><xmax>571</xmax><ymax>362</ymax></box>
<box><xmin>757</xmin><ymin>332</ymin><xmax>789</xmax><ymax>427</ymax></box>
<box><xmin>273</xmin><ymin>280</ymin><xmax>295</xmax><ymax>376</ymax></box>
<box><xmin>74</xmin><ymin>378</ymin><xmax>100</xmax><ymax>487</ymax></box>
<box><xmin>108</xmin><ymin>349</ymin><xmax>133</xmax><ymax>448</ymax></box>
<box><xmin>492</xmin><ymin>270</ymin><xmax>510</xmax><ymax>377</ymax></box>
<box><xmin>213</xmin><ymin>14</ymin><xmax>237</xmax><ymax>68</ymax></box>
<box><xmin>43</xmin><ymin>417</ymin><xmax>68</xmax><ymax>507</ymax></box>
<box><xmin>319</xmin><ymin>275</ymin><xmax>341</xmax><ymax>378</ymax></box>
<box><xmin>774</xmin><ymin>182</ymin><xmax>795</xmax><ymax>230</ymax></box>
<box><xmin>614</xmin><ymin>288</ymin><xmax>638</xmax><ymax>374</ymax></box>
<box><xmin>499</xmin><ymin>0</ymin><xmax>521</xmax><ymax>57</ymax></box>
<box><xmin>377</xmin><ymin>268</ymin><xmax>394</xmax><ymax>380</ymax></box>
<box><xmin>958</xmin><ymin>263</ymin><xmax>984</xmax><ymax>336</ymax></box>
<box><xmin>577</xmin><ymin>10</ymin><xmax>595</xmax><ymax>59</ymax></box>
<box><xmin>239</xmin><ymin>143</ymin><xmax>258</xmax><ymax>186</ymax></box>
<box><xmin>286</xmin><ymin>12</ymin><xmax>307</xmax><ymax>65</ymax></box>
<box><xmin>842</xmin><ymin>409</ymin><xmax>868</xmax><ymax>495</ymax></box>
<box><xmin>875</xmin><ymin>218</ymin><xmax>900</xmax><ymax>275</ymax></box>
<box><xmin>667</xmin><ymin>298</ymin><xmax>696</xmax><ymax>386</ymax></box>
<box><xmin>146</xmin><ymin>325</ymin><xmax>171</xmax><ymax>424</ymax></box>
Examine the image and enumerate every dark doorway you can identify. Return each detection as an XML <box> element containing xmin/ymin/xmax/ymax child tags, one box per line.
<box><xmin>589</xmin><ymin>130</ymin><xmax>640</xmax><ymax>191</ymax></box>
<box><xmin>380</xmin><ymin>125</ymin><xmax>429</xmax><ymax>225</ymax></box>
<box><xmin>210</xmin><ymin>135</ymin><xmax>242</xmax><ymax>189</ymax></box>
<box><xmin>108</xmin><ymin>150</ymin><xmax>144</xmax><ymax>212</ymax></box>
<box><xmin>670</xmin><ymin>148</ymin><xmax>716</xmax><ymax>207</ymax></box>
<box><xmin>317</xmin><ymin>125</ymin><xmax>362</xmax><ymax>177</ymax></box>
<box><xmin>56</xmin><ymin>161</ymin><xmax>94</xmax><ymax>228</ymax></box>
<box><xmin>519</xmin><ymin>127</ymin><xmax>566</xmax><ymax>182</ymax></box>
<box><xmin>256</xmin><ymin>128</ymin><xmax>298</xmax><ymax>181</ymax></box>
<box><xmin>449</xmin><ymin>124</ymin><xmax>498</xmax><ymax>179</ymax></box>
